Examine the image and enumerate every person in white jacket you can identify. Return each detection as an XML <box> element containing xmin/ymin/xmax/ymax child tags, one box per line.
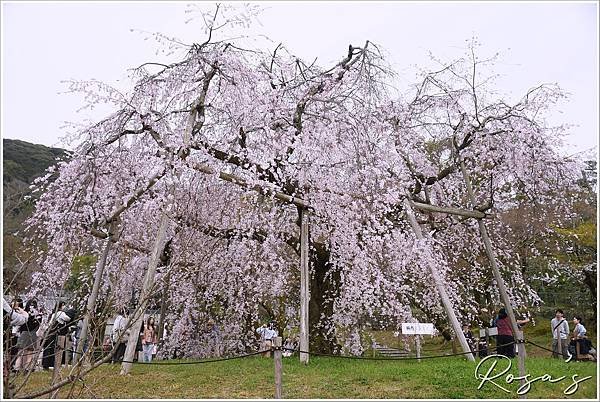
<box><xmin>3</xmin><ymin>297</ymin><xmax>28</xmax><ymax>371</ymax></box>
<box><xmin>3</xmin><ymin>297</ymin><xmax>28</xmax><ymax>327</ymax></box>
<box><xmin>111</xmin><ymin>310</ymin><xmax>130</xmax><ymax>363</ymax></box>
<box><xmin>256</xmin><ymin>322</ymin><xmax>278</xmax><ymax>357</ymax></box>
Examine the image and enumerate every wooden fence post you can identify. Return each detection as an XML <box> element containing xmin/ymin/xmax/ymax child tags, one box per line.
<box><xmin>415</xmin><ymin>336</ymin><xmax>421</xmax><ymax>362</ymax></box>
<box><xmin>273</xmin><ymin>337</ymin><xmax>283</xmax><ymax>399</ymax></box>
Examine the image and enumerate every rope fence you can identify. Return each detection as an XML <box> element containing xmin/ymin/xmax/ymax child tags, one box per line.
<box><xmin>280</xmin><ymin>340</ymin><xmax>516</xmax><ymax>361</ymax></box>
<box><xmin>10</xmin><ymin>338</ymin><xmax>585</xmax><ymax>366</ymax></box>
<box><xmin>8</xmin><ymin>340</ymin><xmax>516</xmax><ymax>363</ymax></box>
<box><xmin>526</xmin><ymin>340</ymin><xmax>560</xmax><ymax>354</ymax></box>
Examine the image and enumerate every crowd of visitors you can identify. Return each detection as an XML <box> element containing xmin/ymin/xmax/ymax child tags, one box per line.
<box><xmin>3</xmin><ymin>297</ymin><xmax>77</xmax><ymax>373</ymax></box>
<box><xmin>463</xmin><ymin>307</ymin><xmax>596</xmax><ymax>362</ymax></box>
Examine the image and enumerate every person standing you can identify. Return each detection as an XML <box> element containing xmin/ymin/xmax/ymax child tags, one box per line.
<box><xmin>256</xmin><ymin>322</ymin><xmax>278</xmax><ymax>357</ymax></box>
<box><xmin>3</xmin><ymin>297</ymin><xmax>28</xmax><ymax>373</ymax></box>
<box><xmin>142</xmin><ymin>317</ymin><xmax>158</xmax><ymax>363</ymax></box>
<box><xmin>135</xmin><ymin>320</ymin><xmax>145</xmax><ymax>362</ymax></box>
<box><xmin>551</xmin><ymin>309</ymin><xmax>569</xmax><ymax>359</ymax></box>
<box><xmin>462</xmin><ymin>325</ymin><xmax>475</xmax><ymax>349</ymax></box>
<box><xmin>15</xmin><ymin>300</ymin><xmax>42</xmax><ymax>371</ymax></box>
<box><xmin>42</xmin><ymin>302</ymin><xmax>63</xmax><ymax>370</ymax></box>
<box><xmin>207</xmin><ymin>319</ymin><xmax>222</xmax><ymax>357</ymax></box>
<box><xmin>111</xmin><ymin>310</ymin><xmax>129</xmax><ymax>363</ymax></box>
<box><xmin>495</xmin><ymin>308</ymin><xmax>529</xmax><ymax>358</ymax></box>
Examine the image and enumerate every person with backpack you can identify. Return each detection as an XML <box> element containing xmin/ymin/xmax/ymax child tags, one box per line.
<box><xmin>42</xmin><ymin>302</ymin><xmax>63</xmax><ymax>370</ymax></box>
<box><xmin>41</xmin><ymin>302</ymin><xmax>76</xmax><ymax>370</ymax></box>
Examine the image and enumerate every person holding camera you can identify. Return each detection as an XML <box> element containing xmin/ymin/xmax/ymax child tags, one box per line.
<box><xmin>3</xmin><ymin>297</ymin><xmax>29</xmax><ymax>372</ymax></box>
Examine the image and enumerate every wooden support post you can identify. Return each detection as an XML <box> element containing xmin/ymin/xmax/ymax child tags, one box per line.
<box><xmin>299</xmin><ymin>208</ymin><xmax>310</xmax><ymax>365</ymax></box>
<box><xmin>273</xmin><ymin>336</ymin><xmax>283</xmax><ymax>399</ymax></box>
<box><xmin>459</xmin><ymin>160</ymin><xmax>527</xmax><ymax>398</ymax></box>
<box><xmin>157</xmin><ymin>270</ymin><xmax>171</xmax><ymax>348</ymax></box>
<box><xmin>75</xmin><ymin>221</ymin><xmax>117</xmax><ymax>363</ymax></box>
<box><xmin>415</xmin><ymin>336</ymin><xmax>421</xmax><ymax>362</ymax></box>
<box><xmin>403</xmin><ymin>199</ymin><xmax>475</xmax><ymax>362</ymax></box>
<box><xmin>51</xmin><ymin>335</ymin><xmax>66</xmax><ymax>398</ymax></box>
<box><xmin>411</xmin><ymin>201</ymin><xmax>492</xmax><ymax>219</ymax></box>
<box><xmin>485</xmin><ymin>329</ymin><xmax>490</xmax><ymax>355</ymax></box>
<box><xmin>120</xmin><ymin>211</ymin><xmax>170</xmax><ymax>375</ymax></box>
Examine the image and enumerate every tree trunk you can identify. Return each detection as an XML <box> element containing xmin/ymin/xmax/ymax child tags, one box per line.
<box><xmin>157</xmin><ymin>271</ymin><xmax>171</xmax><ymax>344</ymax></box>
<box><xmin>309</xmin><ymin>242</ymin><xmax>340</xmax><ymax>354</ymax></box>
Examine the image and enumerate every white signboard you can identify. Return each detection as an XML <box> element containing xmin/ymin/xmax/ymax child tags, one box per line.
<box><xmin>478</xmin><ymin>327</ymin><xmax>499</xmax><ymax>337</ymax></box>
<box><xmin>401</xmin><ymin>322</ymin><xmax>435</xmax><ymax>335</ymax></box>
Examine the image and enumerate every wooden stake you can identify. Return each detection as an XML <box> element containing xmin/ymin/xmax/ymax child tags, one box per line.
<box><xmin>273</xmin><ymin>336</ymin><xmax>283</xmax><ymax>399</ymax></box>
<box><xmin>403</xmin><ymin>199</ymin><xmax>475</xmax><ymax>362</ymax></box>
<box><xmin>459</xmin><ymin>160</ymin><xmax>527</xmax><ymax>397</ymax></box>
<box><xmin>120</xmin><ymin>211</ymin><xmax>170</xmax><ymax>375</ymax></box>
<box><xmin>415</xmin><ymin>336</ymin><xmax>421</xmax><ymax>362</ymax></box>
<box><xmin>50</xmin><ymin>335</ymin><xmax>66</xmax><ymax>398</ymax></box>
<box><xmin>299</xmin><ymin>208</ymin><xmax>310</xmax><ymax>365</ymax></box>
<box><xmin>157</xmin><ymin>270</ymin><xmax>171</xmax><ymax>345</ymax></box>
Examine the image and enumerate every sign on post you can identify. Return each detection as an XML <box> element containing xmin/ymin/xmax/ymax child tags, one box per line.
<box><xmin>401</xmin><ymin>323</ymin><xmax>433</xmax><ymax>362</ymax></box>
<box><xmin>401</xmin><ymin>322</ymin><xmax>435</xmax><ymax>335</ymax></box>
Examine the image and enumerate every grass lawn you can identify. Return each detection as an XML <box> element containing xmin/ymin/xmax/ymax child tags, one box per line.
<box><xmin>14</xmin><ymin>354</ymin><xmax>597</xmax><ymax>399</ymax></box>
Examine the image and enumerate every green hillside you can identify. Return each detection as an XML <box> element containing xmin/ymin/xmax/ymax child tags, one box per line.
<box><xmin>2</xmin><ymin>138</ymin><xmax>67</xmax><ymax>292</ymax></box>
<box><xmin>3</xmin><ymin>139</ymin><xmax>66</xmax><ymax>184</ymax></box>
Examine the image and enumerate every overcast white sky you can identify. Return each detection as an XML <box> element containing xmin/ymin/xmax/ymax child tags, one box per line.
<box><xmin>1</xmin><ymin>1</ymin><xmax>598</xmax><ymax>156</ymax></box>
